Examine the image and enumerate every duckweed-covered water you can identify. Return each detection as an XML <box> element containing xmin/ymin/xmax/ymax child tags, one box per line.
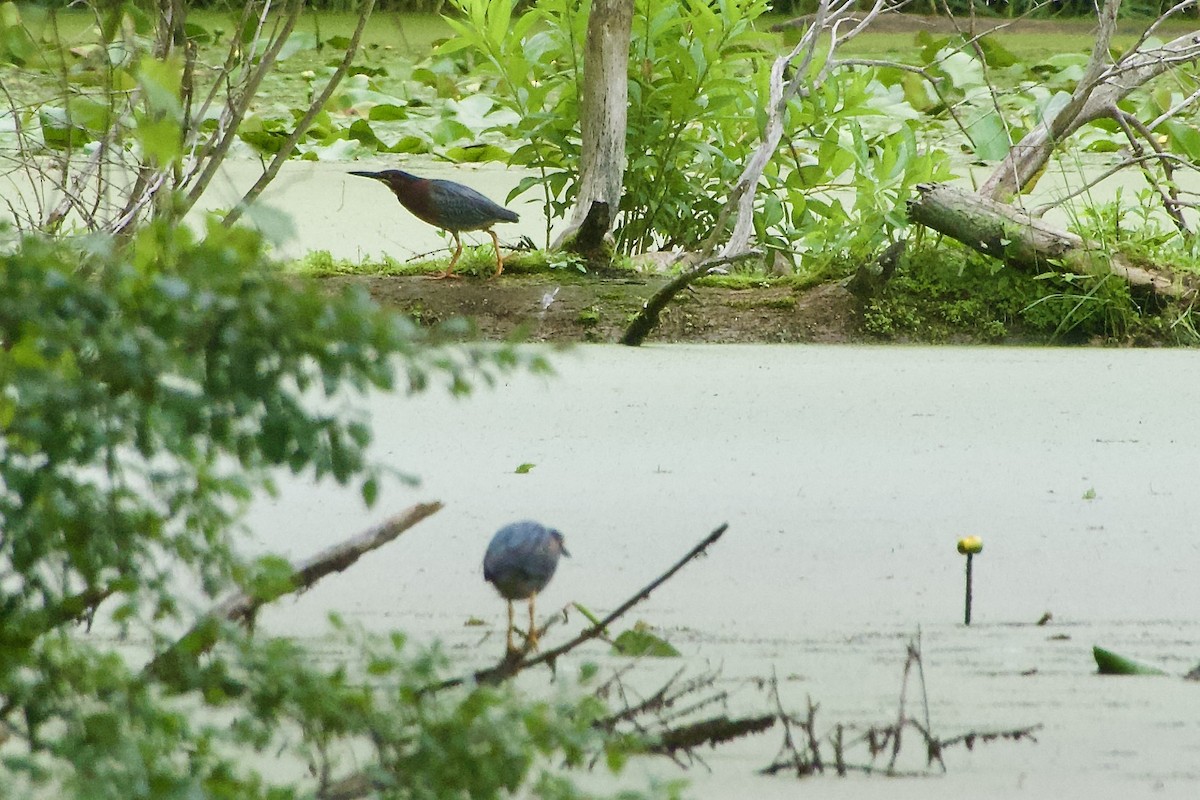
<box><xmin>247</xmin><ymin>344</ymin><xmax>1200</xmax><ymax>799</ymax></box>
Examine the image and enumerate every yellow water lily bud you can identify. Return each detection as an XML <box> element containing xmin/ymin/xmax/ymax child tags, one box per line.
<box><xmin>956</xmin><ymin>535</ymin><xmax>983</xmax><ymax>555</ymax></box>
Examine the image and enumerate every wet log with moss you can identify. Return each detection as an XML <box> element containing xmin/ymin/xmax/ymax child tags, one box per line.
<box><xmin>906</xmin><ymin>183</ymin><xmax>1197</xmax><ymax>302</ymax></box>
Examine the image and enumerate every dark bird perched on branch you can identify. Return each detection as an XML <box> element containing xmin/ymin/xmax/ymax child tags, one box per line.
<box><xmin>483</xmin><ymin>520</ymin><xmax>569</xmax><ymax>654</ymax></box>
<box><xmin>348</xmin><ymin>169</ymin><xmax>519</xmax><ymax>279</ymax></box>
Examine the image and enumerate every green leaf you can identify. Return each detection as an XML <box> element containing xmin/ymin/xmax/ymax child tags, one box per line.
<box><xmin>135</xmin><ymin>116</ymin><xmax>182</xmax><ymax>165</ymax></box>
<box><xmin>939</xmin><ymin>50</ymin><xmax>986</xmax><ymax>89</ymax></box>
<box><xmin>238</xmin><ymin>115</ymin><xmax>291</xmax><ymax>154</ymax></box>
<box><xmin>361</xmin><ymin>476</ymin><xmax>378</xmax><ymax>507</ymax></box>
<box><xmin>0</xmin><ymin>1</ymin><xmax>37</xmax><ymax>65</ymax></box>
<box><xmin>255</xmin><ymin>30</ymin><xmax>317</xmax><ymax>60</ymax></box>
<box><xmin>246</xmin><ymin>555</ymin><xmax>297</xmax><ymax>601</ymax></box>
<box><xmin>975</xmin><ymin>36</ymin><xmax>1018</xmax><ymax>68</ymax></box>
<box><xmin>136</xmin><ymin>54</ymin><xmax>183</xmax><ymax>119</ymax></box>
<box><xmin>1165</xmin><ymin>120</ymin><xmax>1200</xmax><ymax>161</ymax></box>
<box><xmin>611</xmin><ymin>624</ymin><xmax>680</xmax><ymax>658</ymax></box>
<box><xmin>444</xmin><ymin>144</ymin><xmax>511</xmax><ymax>163</ymax></box>
<box><xmin>965</xmin><ymin>110</ymin><xmax>1010</xmax><ymax>162</ymax></box>
<box><xmin>1093</xmin><ymin>646</ymin><xmax>1169</xmax><ymax>676</ymax></box>
<box><xmin>368</xmin><ymin>103</ymin><xmax>409</xmax><ymax>121</ymax></box>
<box><xmin>38</xmin><ymin>106</ymin><xmax>91</xmax><ymax>149</ymax></box>
<box><xmin>514</xmin><ymin>462</ymin><xmax>535</xmax><ymax>474</ymax></box>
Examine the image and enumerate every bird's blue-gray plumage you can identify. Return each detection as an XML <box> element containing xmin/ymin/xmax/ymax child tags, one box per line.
<box><xmin>484</xmin><ymin>520</ymin><xmax>568</xmax><ymax>600</ymax></box>
<box><xmin>347</xmin><ymin>169</ymin><xmax>518</xmax><ymax>232</ymax></box>
<box><xmin>348</xmin><ymin>168</ymin><xmax>518</xmax><ymax>278</ymax></box>
<box><xmin>426</xmin><ymin>179</ymin><xmax>519</xmax><ymax>230</ymax></box>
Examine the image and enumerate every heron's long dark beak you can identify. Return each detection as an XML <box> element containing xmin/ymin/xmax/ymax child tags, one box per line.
<box><xmin>348</xmin><ymin>170</ymin><xmax>384</xmax><ymax>181</ymax></box>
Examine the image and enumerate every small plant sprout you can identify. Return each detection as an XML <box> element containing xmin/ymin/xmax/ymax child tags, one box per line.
<box><xmin>957</xmin><ymin>536</ymin><xmax>984</xmax><ymax>626</ymax></box>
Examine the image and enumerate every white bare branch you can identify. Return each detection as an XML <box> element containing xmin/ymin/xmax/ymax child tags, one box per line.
<box><xmin>720</xmin><ymin>0</ymin><xmax>889</xmax><ymax>259</ymax></box>
<box><xmin>981</xmin><ymin>0</ymin><xmax>1200</xmax><ymax>201</ymax></box>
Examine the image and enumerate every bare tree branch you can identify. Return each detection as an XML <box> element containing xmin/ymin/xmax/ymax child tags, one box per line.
<box><xmin>1112</xmin><ymin>108</ymin><xmax>1190</xmax><ymax>235</ymax></box>
<box><xmin>620</xmin><ymin>250</ymin><xmax>760</xmax><ymax>346</ymax></box>
<box><xmin>980</xmin><ymin>0</ymin><xmax>1200</xmax><ymax>201</ymax></box>
<box><xmin>182</xmin><ymin>0</ymin><xmax>307</xmax><ymax>215</ymax></box>
<box><xmin>223</xmin><ymin>0</ymin><xmax>378</xmax><ymax>227</ymax></box>
<box><xmin>145</xmin><ymin>502</ymin><xmax>443</xmax><ymax>684</ymax></box>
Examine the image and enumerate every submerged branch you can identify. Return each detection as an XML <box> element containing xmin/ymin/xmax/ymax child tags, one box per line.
<box><xmin>649</xmin><ymin>714</ymin><xmax>777</xmax><ymax>756</ymax></box>
<box><xmin>761</xmin><ymin>635</ymin><xmax>1041</xmax><ymax>780</ymax></box>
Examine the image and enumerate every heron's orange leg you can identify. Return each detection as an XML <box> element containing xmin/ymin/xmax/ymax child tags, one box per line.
<box><xmin>527</xmin><ymin>592</ymin><xmax>539</xmax><ymax>651</ymax></box>
<box><xmin>429</xmin><ymin>232</ymin><xmax>464</xmax><ymax>280</ymax></box>
<box><xmin>489</xmin><ymin>229</ymin><xmax>505</xmax><ymax>276</ymax></box>
<box><xmin>505</xmin><ymin>599</ymin><xmax>516</xmax><ymax>654</ymax></box>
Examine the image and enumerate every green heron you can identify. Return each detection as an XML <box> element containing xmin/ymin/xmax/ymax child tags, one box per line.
<box><xmin>483</xmin><ymin>520</ymin><xmax>569</xmax><ymax>653</ymax></box>
<box><xmin>348</xmin><ymin>169</ymin><xmax>519</xmax><ymax>279</ymax></box>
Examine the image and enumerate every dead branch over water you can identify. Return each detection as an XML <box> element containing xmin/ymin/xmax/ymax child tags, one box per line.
<box><xmin>145</xmin><ymin>501</ymin><xmax>444</xmax><ymax>686</ymax></box>
<box><xmin>761</xmin><ymin>636</ymin><xmax>1042</xmax><ymax>779</ymax></box>
<box><xmin>304</xmin><ymin>517</ymin><xmax>1043</xmax><ymax>799</ymax></box>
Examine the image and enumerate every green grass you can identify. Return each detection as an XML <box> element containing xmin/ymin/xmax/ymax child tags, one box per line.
<box><xmin>11</xmin><ymin>7</ymin><xmax>452</xmax><ymax>52</ymax></box>
<box><xmin>794</xmin><ymin>15</ymin><xmax>1200</xmax><ymax>60</ymax></box>
<box><xmin>862</xmin><ymin>242</ymin><xmax>1200</xmax><ymax>345</ymax></box>
<box><xmin>290</xmin><ymin>247</ymin><xmax>636</xmax><ymax>279</ymax></box>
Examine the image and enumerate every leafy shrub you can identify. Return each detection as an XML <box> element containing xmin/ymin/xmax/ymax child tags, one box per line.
<box><xmin>0</xmin><ymin>221</ymin><xmax>671</xmax><ymax>799</ymax></box>
<box><xmin>441</xmin><ymin>0</ymin><xmax>773</xmax><ymax>252</ymax></box>
<box><xmin>442</xmin><ymin>0</ymin><xmax>950</xmax><ymax>267</ymax></box>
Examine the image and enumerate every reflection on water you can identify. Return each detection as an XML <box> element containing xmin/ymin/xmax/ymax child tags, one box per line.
<box><xmin>246</xmin><ymin>344</ymin><xmax>1200</xmax><ymax>799</ymax></box>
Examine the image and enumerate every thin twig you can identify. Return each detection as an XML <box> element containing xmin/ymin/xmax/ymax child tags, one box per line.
<box><xmin>1113</xmin><ymin>109</ymin><xmax>1191</xmax><ymax>235</ymax></box>
<box><xmin>183</xmin><ymin>0</ymin><xmax>306</xmax><ymax>213</ymax></box>
<box><xmin>224</xmin><ymin>0</ymin><xmax>378</xmax><ymax>227</ymax></box>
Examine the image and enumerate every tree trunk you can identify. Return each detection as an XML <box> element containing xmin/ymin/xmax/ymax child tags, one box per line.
<box><xmin>907</xmin><ymin>183</ymin><xmax>1195</xmax><ymax>300</ymax></box>
<box><xmin>553</xmin><ymin>0</ymin><xmax>633</xmax><ymax>254</ymax></box>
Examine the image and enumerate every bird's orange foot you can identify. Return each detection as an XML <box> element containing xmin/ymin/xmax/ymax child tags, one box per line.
<box><xmin>427</xmin><ymin>270</ymin><xmax>462</xmax><ymax>280</ymax></box>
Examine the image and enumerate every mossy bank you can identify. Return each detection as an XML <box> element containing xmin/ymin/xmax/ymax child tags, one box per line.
<box><xmin>308</xmin><ymin>244</ymin><xmax>1200</xmax><ymax>346</ymax></box>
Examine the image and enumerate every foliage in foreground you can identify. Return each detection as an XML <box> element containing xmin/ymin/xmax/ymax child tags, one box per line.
<box><xmin>0</xmin><ymin>221</ymin><xmax>669</xmax><ymax>799</ymax></box>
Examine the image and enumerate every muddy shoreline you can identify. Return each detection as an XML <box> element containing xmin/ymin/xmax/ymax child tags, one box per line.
<box><xmin>324</xmin><ymin>273</ymin><xmax>872</xmax><ymax>344</ymax></box>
